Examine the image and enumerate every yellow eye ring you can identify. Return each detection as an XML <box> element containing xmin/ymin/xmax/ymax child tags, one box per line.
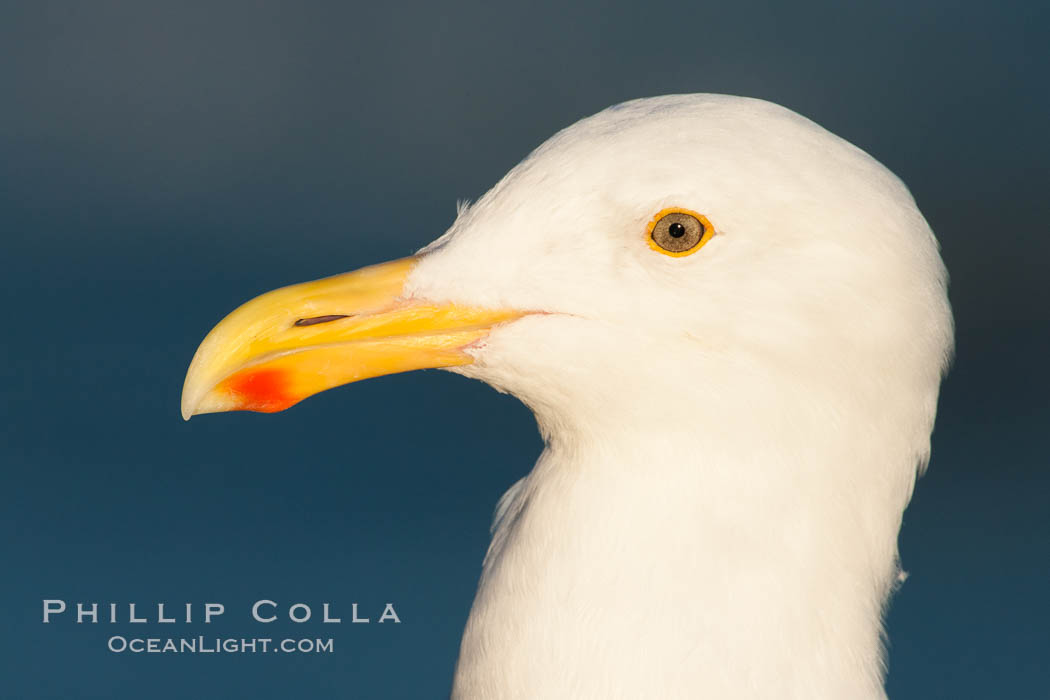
<box><xmin>646</xmin><ymin>207</ymin><xmax>715</xmax><ymax>257</ymax></box>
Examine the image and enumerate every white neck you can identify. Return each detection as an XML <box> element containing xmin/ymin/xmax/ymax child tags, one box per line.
<box><xmin>451</xmin><ymin>360</ymin><xmax>916</xmax><ymax>699</ymax></box>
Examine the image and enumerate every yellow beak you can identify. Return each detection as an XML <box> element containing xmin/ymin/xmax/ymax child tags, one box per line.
<box><xmin>180</xmin><ymin>257</ymin><xmax>524</xmax><ymax>420</ymax></box>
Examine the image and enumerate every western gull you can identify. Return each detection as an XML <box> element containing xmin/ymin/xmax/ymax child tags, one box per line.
<box><xmin>181</xmin><ymin>94</ymin><xmax>953</xmax><ymax>699</ymax></box>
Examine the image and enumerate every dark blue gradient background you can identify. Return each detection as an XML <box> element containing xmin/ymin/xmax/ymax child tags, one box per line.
<box><xmin>1</xmin><ymin>1</ymin><xmax>1047</xmax><ymax>697</ymax></box>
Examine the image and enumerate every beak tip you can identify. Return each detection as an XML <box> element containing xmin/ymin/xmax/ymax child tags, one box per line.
<box><xmin>180</xmin><ymin>377</ymin><xmax>208</xmax><ymax>421</ymax></box>
<box><xmin>180</xmin><ymin>396</ymin><xmax>197</xmax><ymax>421</ymax></box>
<box><xmin>181</xmin><ymin>379</ymin><xmax>258</xmax><ymax>419</ymax></box>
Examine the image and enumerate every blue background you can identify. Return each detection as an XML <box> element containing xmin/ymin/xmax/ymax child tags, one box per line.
<box><xmin>1</xmin><ymin>1</ymin><xmax>1047</xmax><ymax>697</ymax></box>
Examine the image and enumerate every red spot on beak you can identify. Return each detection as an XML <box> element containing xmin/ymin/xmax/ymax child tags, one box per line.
<box><xmin>222</xmin><ymin>368</ymin><xmax>299</xmax><ymax>413</ymax></box>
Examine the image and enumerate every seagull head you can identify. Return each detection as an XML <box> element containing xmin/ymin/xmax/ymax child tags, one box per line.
<box><xmin>180</xmin><ymin>94</ymin><xmax>954</xmax><ymax>698</ymax></box>
<box><xmin>182</xmin><ymin>94</ymin><xmax>952</xmax><ymax>445</ymax></box>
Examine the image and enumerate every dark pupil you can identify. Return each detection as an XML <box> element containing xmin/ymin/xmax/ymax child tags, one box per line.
<box><xmin>668</xmin><ymin>222</ymin><xmax>687</xmax><ymax>238</ymax></box>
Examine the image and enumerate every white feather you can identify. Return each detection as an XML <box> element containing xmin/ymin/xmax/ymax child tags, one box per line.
<box><xmin>406</xmin><ymin>94</ymin><xmax>953</xmax><ymax>699</ymax></box>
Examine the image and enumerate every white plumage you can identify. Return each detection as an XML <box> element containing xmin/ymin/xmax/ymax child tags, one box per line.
<box><xmin>405</xmin><ymin>94</ymin><xmax>953</xmax><ymax>699</ymax></box>
<box><xmin>183</xmin><ymin>93</ymin><xmax>953</xmax><ymax>698</ymax></box>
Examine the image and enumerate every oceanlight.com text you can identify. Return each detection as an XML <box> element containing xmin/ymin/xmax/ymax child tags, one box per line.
<box><xmin>107</xmin><ymin>636</ymin><xmax>334</xmax><ymax>654</ymax></box>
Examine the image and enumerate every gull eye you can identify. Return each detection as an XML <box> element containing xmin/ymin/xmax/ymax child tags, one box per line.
<box><xmin>647</xmin><ymin>208</ymin><xmax>714</xmax><ymax>257</ymax></box>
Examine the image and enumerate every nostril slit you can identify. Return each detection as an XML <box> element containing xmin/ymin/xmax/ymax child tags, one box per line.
<box><xmin>294</xmin><ymin>314</ymin><xmax>351</xmax><ymax>327</ymax></box>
